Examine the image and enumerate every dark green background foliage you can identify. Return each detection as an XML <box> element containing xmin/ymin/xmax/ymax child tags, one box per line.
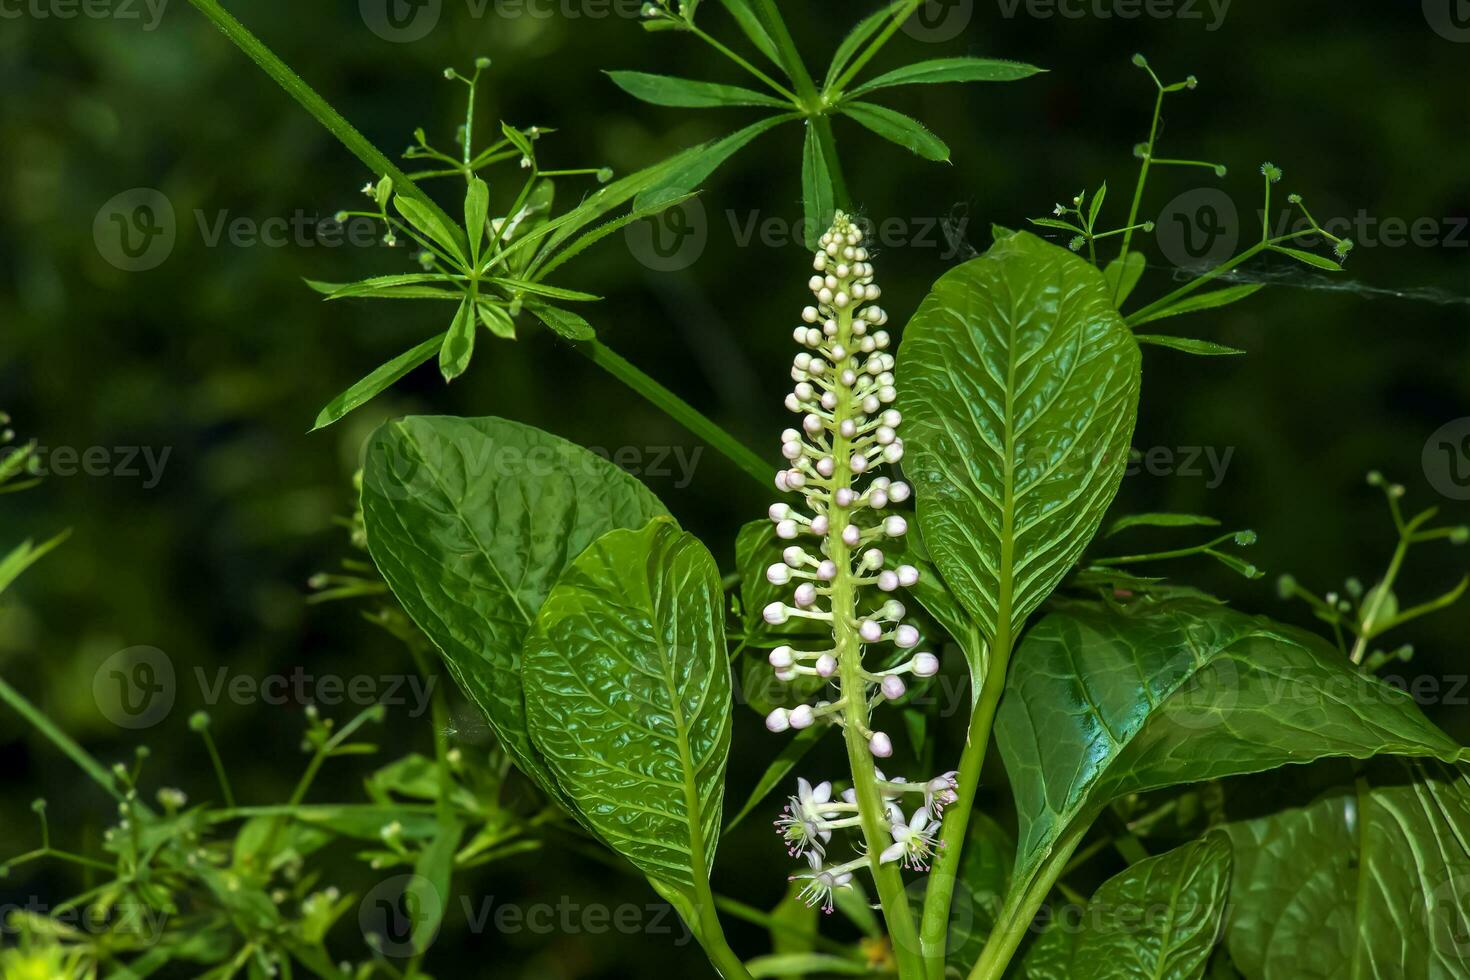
<box><xmin>1</xmin><ymin>2</ymin><xmax>1466</xmax><ymax>975</ymax></box>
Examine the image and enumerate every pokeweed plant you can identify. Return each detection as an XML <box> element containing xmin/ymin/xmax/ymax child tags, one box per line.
<box><xmin>5</xmin><ymin>4</ymin><xmax>1470</xmax><ymax>980</ymax></box>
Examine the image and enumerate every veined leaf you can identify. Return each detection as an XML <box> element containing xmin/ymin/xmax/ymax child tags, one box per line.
<box><xmin>717</xmin><ymin>0</ymin><xmax>782</xmax><ymax>66</ymax></box>
<box><xmin>1127</xmin><ymin>283</ymin><xmax>1264</xmax><ymax>327</ymax></box>
<box><xmin>1104</xmin><ymin>251</ymin><xmax>1147</xmax><ymax>305</ymax></box>
<box><xmin>801</xmin><ymin>123</ymin><xmax>836</xmax><ymax>252</ymax></box>
<box><xmin>409</xmin><ymin>819</ymin><xmax>464</xmax><ymax>955</ymax></box>
<box><xmin>899</xmin><ymin>230</ymin><xmax>1142</xmax><ymax>647</ymax></box>
<box><xmin>1088</xmin><ymin>182</ymin><xmax>1108</xmax><ymax>230</ymax></box>
<box><xmin>1026</xmin><ymin>836</ymin><xmax>1233</xmax><ymax>980</ymax></box>
<box><xmin>632</xmin><ymin>115</ymin><xmax>794</xmax><ymax>210</ymax></box>
<box><xmin>311</xmin><ymin>332</ymin><xmax>445</xmax><ymax>431</ymax></box>
<box><xmin>360</xmin><ymin>417</ymin><xmax>669</xmax><ymax>806</ymax></box>
<box><xmin>475</xmin><ymin>301</ymin><xmax>516</xmax><ymax>340</ymax></box>
<box><xmin>523</xmin><ymin>518</ymin><xmax>732</xmax><ymax>888</ymax></box>
<box><xmin>605</xmin><ymin>70</ymin><xmax>788</xmax><ymax>108</ymax></box>
<box><xmin>486</xmin><ymin>277</ymin><xmax>600</xmax><ymax>302</ymax></box>
<box><xmin>847</xmin><ymin>57</ymin><xmax>1043</xmax><ymax>97</ymax></box>
<box><xmin>1224</xmin><ymin>759</ymin><xmax>1470</xmax><ymax>979</ymax></box>
<box><xmin>1136</xmin><ymin>335</ymin><xmax>1247</xmax><ymax>356</ymax></box>
<box><xmin>439</xmin><ymin>299</ymin><xmax>476</xmax><ymax>381</ymax></box>
<box><xmin>526</xmin><ymin>303</ymin><xmax>596</xmax><ymax>341</ymax></box>
<box><xmin>1108</xmin><ymin>512</ymin><xmax>1221</xmax><ymax>536</ymax></box>
<box><xmin>824</xmin><ymin>1</ymin><xmax>906</xmax><ymax>90</ymax></box>
<box><xmin>393</xmin><ymin>196</ymin><xmax>468</xmax><ymax>267</ymax></box>
<box><xmin>1271</xmin><ymin>245</ymin><xmax>1343</xmax><ymax>272</ymax></box>
<box><xmin>840</xmin><ymin>102</ymin><xmax>949</xmax><ymax>162</ymax></box>
<box><xmin>994</xmin><ymin>598</ymin><xmax>1468</xmax><ymax>931</ymax></box>
<box><xmin>464</xmin><ymin>177</ymin><xmax>490</xmax><ymax>263</ymax></box>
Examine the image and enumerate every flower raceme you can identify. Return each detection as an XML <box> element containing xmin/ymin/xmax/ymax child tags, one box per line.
<box><xmin>761</xmin><ymin>212</ymin><xmax>958</xmax><ymax>909</ymax></box>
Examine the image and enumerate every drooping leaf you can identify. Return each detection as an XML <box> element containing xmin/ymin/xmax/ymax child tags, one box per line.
<box><xmin>840</xmin><ymin>102</ymin><xmax>950</xmax><ymax>162</ymax></box>
<box><xmin>0</xmin><ymin>530</ymin><xmax>72</xmax><ymax>594</ymax></box>
<box><xmin>360</xmin><ymin>416</ymin><xmax>668</xmax><ymax>805</ymax></box>
<box><xmin>801</xmin><ymin>123</ymin><xmax>836</xmax><ymax>252</ymax></box>
<box><xmin>1223</xmin><ymin>759</ymin><xmax>1470</xmax><ymax>979</ymax></box>
<box><xmin>1127</xmin><ymin>283</ymin><xmax>1264</xmax><ymax>327</ymax></box>
<box><xmin>994</xmin><ymin>598</ymin><xmax>1468</xmax><ymax>930</ymax></box>
<box><xmin>1104</xmin><ymin>251</ymin><xmax>1147</xmax><ymax>305</ymax></box>
<box><xmin>606</xmin><ymin>70</ymin><xmax>788</xmax><ymax>108</ymax></box>
<box><xmin>1136</xmin><ymin>335</ymin><xmax>1247</xmax><ymax>357</ymax></box>
<box><xmin>633</xmin><ymin>115</ymin><xmax>793</xmax><ymax>210</ymax></box>
<box><xmin>899</xmin><ymin>230</ymin><xmax>1142</xmax><ymax>646</ymax></box>
<box><xmin>526</xmin><ymin>303</ymin><xmax>596</xmax><ymax>341</ymax></box>
<box><xmin>847</xmin><ymin>57</ymin><xmax>1043</xmax><ymax>97</ymax></box>
<box><xmin>311</xmin><ymin>332</ymin><xmax>445</xmax><ymax>431</ymax></box>
<box><xmin>1026</xmin><ymin>836</ymin><xmax>1233</xmax><ymax>980</ymax></box>
<box><xmin>439</xmin><ymin>299</ymin><xmax>476</xmax><ymax>381</ymax></box>
<box><xmin>522</xmin><ymin>518</ymin><xmax>732</xmax><ymax>888</ymax></box>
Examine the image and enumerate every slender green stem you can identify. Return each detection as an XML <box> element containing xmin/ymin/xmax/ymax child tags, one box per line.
<box><xmin>967</xmin><ymin>824</ymin><xmax>1088</xmax><ymax>980</ymax></box>
<box><xmin>918</xmin><ymin>629</ymin><xmax>1010</xmax><ymax>979</ymax></box>
<box><xmin>0</xmin><ymin>675</ymin><xmax>122</xmax><ymax>801</ymax></box>
<box><xmin>579</xmin><ymin>340</ymin><xmax>768</xmax><ymax>488</ymax></box>
<box><xmin>199</xmin><ymin>725</ymin><xmax>236</xmax><ymax>808</ymax></box>
<box><xmin>688</xmin><ymin>24</ymin><xmax>800</xmax><ymax>104</ymax></box>
<box><xmin>830</xmin><ymin>0</ymin><xmax>924</xmax><ymax>96</ymax></box>
<box><xmin>1351</xmin><ymin>536</ymin><xmax>1411</xmax><ymax>665</ymax></box>
<box><xmin>1125</xmin><ymin>225</ymin><xmax>1324</xmax><ymax>324</ymax></box>
<box><xmin>184</xmin><ymin>0</ymin><xmax>770</xmax><ymax>489</ymax></box>
<box><xmin>1113</xmin><ymin>86</ymin><xmax>1164</xmax><ymax>300</ymax></box>
<box><xmin>750</xmin><ymin>0</ymin><xmax>820</xmax><ymax>106</ymax></box>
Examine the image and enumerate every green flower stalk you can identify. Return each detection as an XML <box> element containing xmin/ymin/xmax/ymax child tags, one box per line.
<box><xmin>761</xmin><ymin>213</ymin><xmax>956</xmax><ymax>919</ymax></box>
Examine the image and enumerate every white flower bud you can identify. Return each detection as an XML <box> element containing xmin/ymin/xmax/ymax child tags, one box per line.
<box><xmin>878</xmin><ymin>570</ymin><xmax>900</xmax><ymax>592</ymax></box>
<box><xmin>835</xmin><ymin>488</ymin><xmax>856</xmax><ymax>507</ymax></box>
<box><xmin>802</xmin><ymin>306</ymin><xmax>819</xmax><ymax>323</ymax></box>
<box><xmin>862</xmin><ymin>549</ymin><xmax>885</xmax><ymax>569</ymax></box>
<box><xmin>803</xmin><ymin>414</ymin><xmax>824</xmax><ymax>435</ymax></box>
<box><xmin>884</xmin><ymin>516</ymin><xmax>908</xmax><ymax>538</ymax></box>
<box><xmin>794</xmin><ymin>583</ymin><xmax>817</xmax><ymax>608</ymax></box>
<box><xmin>783</xmin><ymin>546</ymin><xmax>808</xmax><ymax>567</ymax></box>
<box><xmin>897</xmin><ymin>565</ymin><xmax>920</xmax><ymax>587</ymax></box>
<box><xmin>790</xmin><ymin>705</ymin><xmax>816</xmax><ymax>729</ymax></box>
<box><xmin>876</xmin><ymin>426</ymin><xmax>896</xmax><ymax>446</ymax></box>
<box><xmin>810</xmin><ymin>515</ymin><xmax>829</xmax><ymax>536</ymax></box>
<box><xmin>912</xmin><ymin>653</ymin><xmax>940</xmax><ymax>677</ymax></box>
<box><xmin>881</xmin><ymin>676</ymin><xmax>907</xmax><ymax>700</ymax></box>
<box><xmin>776</xmin><ymin>520</ymin><xmax>800</xmax><ymax>540</ymax></box>
<box><xmin>882</xmin><ymin>600</ymin><xmax>906</xmax><ymax>620</ymax></box>
<box><xmin>816</xmin><ymin>457</ymin><xmax>836</xmax><ymax>478</ymax></box>
<box><xmin>850</xmin><ymin>454</ymin><xmax>870</xmax><ymax>475</ymax></box>
<box><xmin>766</xmin><ymin>708</ymin><xmax>791</xmax><ymax>732</ymax></box>
<box><xmin>817</xmin><ymin>560</ymin><xmax>838</xmax><ymax>581</ymax></box>
<box><xmin>774</xmin><ymin>667</ymin><xmax>797</xmax><ymax>682</ymax></box>
<box><xmin>895</xmin><ymin>625</ymin><xmax>920</xmax><ymax>648</ymax></box>
<box><xmin>842</xmin><ymin>525</ymin><xmax>862</xmax><ymax>547</ymax></box>
<box><xmin>815</xmin><ymin>654</ymin><xmax>837</xmax><ymax>678</ymax></box>
<box><xmin>768</xmin><ymin>646</ymin><xmax>795</xmax><ymax>669</ymax></box>
<box><xmin>769</xmin><ymin>503</ymin><xmax>792</xmax><ymax>522</ymax></box>
<box><xmin>767</xmin><ymin>563</ymin><xmax>791</xmax><ymax>586</ymax></box>
<box><xmin>763</xmin><ymin>602</ymin><xmax>789</xmax><ymax>625</ymax></box>
<box><xmin>869</xmin><ymin>732</ymin><xmax>893</xmax><ymax>758</ymax></box>
<box><xmin>859</xmin><ymin>620</ymin><xmax>883</xmax><ymax>643</ymax></box>
<box><xmin>889</xmin><ymin>482</ymin><xmax>911</xmax><ymax>503</ymax></box>
<box><xmin>882</xmin><ymin>443</ymin><xmax>904</xmax><ymax>464</ymax></box>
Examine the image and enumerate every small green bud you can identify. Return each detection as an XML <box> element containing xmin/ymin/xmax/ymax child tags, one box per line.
<box><xmin>1334</xmin><ymin>239</ymin><xmax>1355</xmax><ymax>260</ymax></box>
<box><xmin>1366</xmin><ymin>470</ymin><xmax>1385</xmax><ymax>487</ymax></box>
<box><xmin>31</xmin><ymin>798</ymin><xmax>46</xmax><ymax>814</ymax></box>
<box><xmin>1276</xmin><ymin>574</ymin><xmax>1296</xmax><ymax>599</ymax></box>
<box><xmin>596</xmin><ymin>167</ymin><xmax>613</xmax><ymax>184</ymax></box>
<box><xmin>333</xmin><ymin>211</ymin><xmax>348</xmax><ymax>224</ymax></box>
<box><xmin>1069</xmin><ymin>235</ymin><xmax>1086</xmax><ymax>252</ymax></box>
<box><xmin>1234</xmin><ymin>530</ymin><xmax>1258</xmax><ymax>546</ymax></box>
<box><xmin>1450</xmin><ymin>526</ymin><xmax>1469</xmax><ymax>545</ymax></box>
<box><xmin>475</xmin><ymin>56</ymin><xmax>492</xmax><ymax>69</ymax></box>
<box><xmin>1287</xmin><ymin>193</ymin><xmax>1303</xmax><ymax>205</ymax></box>
<box><xmin>1185</xmin><ymin>75</ymin><xmax>1198</xmax><ymax>89</ymax></box>
<box><xmin>1260</xmin><ymin>162</ymin><xmax>1283</xmax><ymax>183</ymax></box>
<box><xmin>443</xmin><ymin>68</ymin><xmax>455</xmax><ymax>80</ymax></box>
<box><xmin>1345</xmin><ymin>577</ymin><xmax>1363</xmax><ymax>598</ymax></box>
<box><xmin>189</xmin><ymin>711</ymin><xmax>211</xmax><ymax>732</ymax></box>
<box><xmin>1132</xmin><ymin>53</ymin><xmax>1149</xmax><ymax>68</ymax></box>
<box><xmin>1213</xmin><ymin>165</ymin><xmax>1228</xmax><ymax>178</ymax></box>
<box><xmin>1142</xmin><ymin>221</ymin><xmax>1156</xmax><ymax>233</ymax></box>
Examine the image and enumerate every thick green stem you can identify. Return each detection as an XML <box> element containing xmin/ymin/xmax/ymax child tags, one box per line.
<box><xmin>967</xmin><ymin>824</ymin><xmax>1088</xmax><ymax>980</ymax></box>
<box><xmin>917</xmin><ymin>629</ymin><xmax>1011</xmax><ymax>979</ymax></box>
<box><xmin>184</xmin><ymin>0</ymin><xmax>769</xmax><ymax>491</ymax></box>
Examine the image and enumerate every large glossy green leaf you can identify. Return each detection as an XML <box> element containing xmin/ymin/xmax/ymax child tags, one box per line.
<box><xmin>1224</xmin><ymin>759</ymin><xmax>1470</xmax><ymax>980</ymax></box>
<box><xmin>899</xmin><ymin>230</ymin><xmax>1142</xmax><ymax>648</ymax></box>
<box><xmin>360</xmin><ymin>416</ymin><xmax>668</xmax><ymax>804</ymax></box>
<box><xmin>522</xmin><ymin>518</ymin><xmax>732</xmax><ymax>888</ymax></box>
<box><xmin>995</xmin><ymin>599</ymin><xmax>1468</xmax><ymax>918</ymax></box>
<box><xmin>1026</xmin><ymin>836</ymin><xmax>1233</xmax><ymax>980</ymax></box>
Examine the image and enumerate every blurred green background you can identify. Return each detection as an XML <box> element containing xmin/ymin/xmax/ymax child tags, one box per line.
<box><xmin>1</xmin><ymin>1</ymin><xmax>1467</xmax><ymax>975</ymax></box>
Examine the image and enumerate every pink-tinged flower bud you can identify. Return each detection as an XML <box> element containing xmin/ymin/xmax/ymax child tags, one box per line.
<box><xmin>787</xmin><ymin>470</ymin><xmax>807</xmax><ymax>489</ymax></box>
<box><xmin>774</xmin><ymin>667</ymin><xmax>797</xmax><ymax>682</ymax></box>
<box><xmin>790</xmin><ymin>705</ymin><xmax>816</xmax><ymax>729</ymax></box>
<box><xmin>882</xmin><ymin>443</ymin><xmax>904</xmax><ymax>464</ymax></box>
<box><xmin>839</xmin><ymin>419</ymin><xmax>857</xmax><ymax>438</ymax></box>
<box><xmin>896</xmin><ymin>625</ymin><xmax>920</xmax><ymax>649</ymax></box>
<box><xmin>783</xmin><ymin>546</ymin><xmax>807</xmax><ymax>567</ymax></box>
<box><xmin>764</xmin><ymin>602</ymin><xmax>789</xmax><ymax>625</ymax></box>
<box><xmin>869</xmin><ymin>732</ymin><xmax>893</xmax><ymax>758</ymax></box>
<box><xmin>803</xmin><ymin>414</ymin><xmax>823</xmax><ymax>435</ymax></box>
<box><xmin>810</xmin><ymin>515</ymin><xmax>830</xmax><ymax>536</ymax></box>
<box><xmin>835</xmin><ymin>488</ymin><xmax>856</xmax><ymax>508</ymax></box>
<box><xmin>821</xmin><ymin>392</ymin><xmax>838</xmax><ymax>411</ymax></box>
<box><xmin>767</xmin><ymin>564</ymin><xmax>791</xmax><ymax>586</ymax></box>
<box><xmin>776</xmin><ymin>520</ymin><xmax>800</xmax><ymax>540</ymax></box>
<box><xmin>782</xmin><ymin>441</ymin><xmax>803</xmax><ymax>461</ymax></box>
<box><xmin>912</xmin><ymin>653</ymin><xmax>940</xmax><ymax>677</ymax></box>
<box><xmin>878</xmin><ymin>570</ymin><xmax>900</xmax><ymax>592</ymax></box>
<box><xmin>815</xmin><ymin>654</ymin><xmax>838</xmax><ymax>678</ymax></box>
<box><xmin>862</xmin><ymin>548</ymin><xmax>885</xmax><ymax>569</ymax></box>
<box><xmin>883</xmin><ymin>516</ymin><xmax>908</xmax><ymax>538</ymax></box>
<box><xmin>842</xmin><ymin>525</ymin><xmax>862</xmax><ymax>547</ymax></box>
<box><xmin>859</xmin><ymin>620</ymin><xmax>883</xmax><ymax>643</ymax></box>
<box><xmin>850</xmin><ymin>454</ymin><xmax>870</xmax><ymax>475</ymax></box>
<box><xmin>868</xmin><ymin>489</ymin><xmax>889</xmax><ymax>510</ymax></box>
<box><xmin>769</xmin><ymin>503</ymin><xmax>791</xmax><ymax>522</ymax></box>
<box><xmin>881</xmin><ymin>676</ymin><xmax>907</xmax><ymax>700</ymax></box>
<box><xmin>817</xmin><ymin>560</ymin><xmax>838</xmax><ymax>581</ymax></box>
<box><xmin>766</xmin><ymin>708</ymin><xmax>791</xmax><ymax>733</ymax></box>
<box><xmin>897</xmin><ymin>565</ymin><xmax>920</xmax><ymax>587</ymax></box>
<box><xmin>775</xmin><ymin>471</ymin><xmax>791</xmax><ymax>492</ymax></box>
<box><xmin>794</xmin><ymin>583</ymin><xmax>817</xmax><ymax>608</ymax></box>
<box><xmin>769</xmin><ymin>646</ymin><xmax>795</xmax><ymax>669</ymax></box>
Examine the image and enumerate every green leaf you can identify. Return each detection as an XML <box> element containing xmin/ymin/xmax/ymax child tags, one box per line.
<box><xmin>0</xmin><ymin>530</ymin><xmax>71</xmax><ymax>594</ymax></box>
<box><xmin>1108</xmin><ymin>513</ymin><xmax>1222</xmax><ymax>536</ymax></box>
<box><xmin>899</xmin><ymin>230</ymin><xmax>1142</xmax><ymax>646</ymax></box>
<box><xmin>531</xmin><ymin>192</ymin><xmax>699</xmax><ymax>280</ymax></box>
<box><xmin>464</xmin><ymin>177</ymin><xmax>490</xmax><ymax>263</ymax></box>
<box><xmin>522</xmin><ymin>518</ymin><xmax>731</xmax><ymax>888</ymax></box>
<box><xmin>1271</xmin><ymin>245</ymin><xmax>1343</xmax><ymax>272</ymax></box>
<box><xmin>500</xmin><ymin>121</ymin><xmax>536</xmax><ymax>166</ymax></box>
<box><xmin>1027</xmin><ymin>836</ymin><xmax>1233</xmax><ymax>980</ymax></box>
<box><xmin>475</xmin><ymin>301</ymin><xmax>516</xmax><ymax>340</ymax></box>
<box><xmin>1224</xmin><ymin>759</ymin><xmax>1470</xmax><ymax>979</ymax></box>
<box><xmin>632</xmin><ymin>115</ymin><xmax>792</xmax><ymax>211</ymax></box>
<box><xmin>1127</xmin><ymin>284</ymin><xmax>1264</xmax><ymax>327</ymax></box>
<box><xmin>409</xmin><ymin>819</ymin><xmax>464</xmax><ymax>955</ymax></box>
<box><xmin>824</xmin><ymin>1</ymin><xmax>905</xmax><ymax>91</ymax></box>
<box><xmin>847</xmin><ymin>57</ymin><xmax>1043</xmax><ymax>97</ymax></box>
<box><xmin>1104</xmin><ymin>251</ymin><xmax>1147</xmax><ymax>305</ymax></box>
<box><xmin>526</xmin><ymin>303</ymin><xmax>596</xmax><ymax>341</ymax></box>
<box><xmin>308</xmin><ymin>274</ymin><xmax>463</xmax><ymax>300</ymax></box>
<box><xmin>1029</xmin><ymin>217</ymin><xmax>1086</xmax><ymax>234</ymax></box>
<box><xmin>311</xmin><ymin>332</ymin><xmax>445</xmax><ymax>431</ymax></box>
<box><xmin>735</xmin><ymin>520</ymin><xmax>828</xmax><ymax>648</ymax></box>
<box><xmin>995</xmin><ymin>599</ymin><xmax>1468</xmax><ymax>928</ymax></box>
<box><xmin>745</xmin><ymin>954</ymin><xmax>871</xmax><ymax>978</ymax></box>
<box><xmin>1136</xmin><ymin>335</ymin><xmax>1247</xmax><ymax>356</ymax></box>
<box><xmin>947</xmin><ymin>811</ymin><xmax>1016</xmax><ymax>974</ymax></box>
<box><xmin>487</xmin><ymin>277</ymin><xmax>601</xmax><ymax>303</ymax></box>
<box><xmin>393</xmin><ymin>195</ymin><xmax>468</xmax><ymax>267</ymax></box>
<box><xmin>360</xmin><ymin>417</ymin><xmax>669</xmax><ymax>805</ymax></box>
<box><xmin>801</xmin><ymin>124</ymin><xmax>836</xmax><ymax>252</ymax></box>
<box><xmin>439</xmin><ymin>299</ymin><xmax>476</xmax><ymax>381</ymax></box>
<box><xmin>605</xmin><ymin>70</ymin><xmax>788</xmax><ymax>108</ymax></box>
<box><xmin>717</xmin><ymin>0</ymin><xmax>783</xmax><ymax>66</ymax></box>
<box><xmin>769</xmin><ymin>881</ymin><xmax>818</xmax><ymax>958</ymax></box>
<box><xmin>840</xmin><ymin>102</ymin><xmax>950</xmax><ymax>162</ymax></box>
<box><xmin>1088</xmin><ymin>182</ymin><xmax>1108</xmax><ymax>230</ymax></box>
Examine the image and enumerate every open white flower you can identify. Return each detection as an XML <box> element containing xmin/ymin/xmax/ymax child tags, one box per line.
<box><xmin>880</xmin><ymin>806</ymin><xmax>940</xmax><ymax>871</ymax></box>
<box><xmin>774</xmin><ymin>778</ymin><xmax>836</xmax><ymax>859</ymax></box>
<box><xmin>789</xmin><ymin>850</ymin><xmax>856</xmax><ymax>914</ymax></box>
